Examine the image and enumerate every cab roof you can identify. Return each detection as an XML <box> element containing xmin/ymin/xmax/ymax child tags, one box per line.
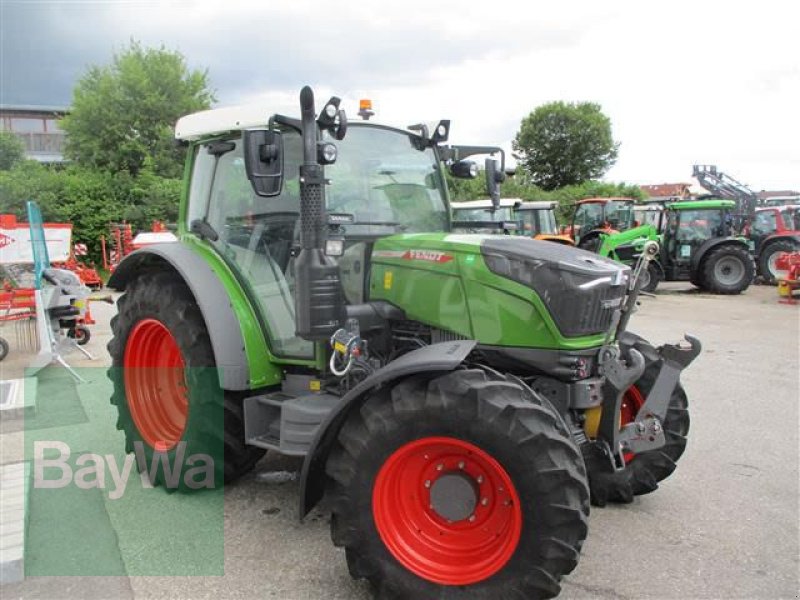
<box><xmin>175</xmin><ymin>104</ymin><xmax>423</xmax><ymax>141</ymax></box>
<box><xmin>575</xmin><ymin>197</ymin><xmax>635</xmax><ymax>205</ymax></box>
<box><xmin>517</xmin><ymin>201</ymin><xmax>558</xmax><ymax>210</ymax></box>
<box><xmin>666</xmin><ymin>199</ymin><xmax>736</xmax><ymax>210</ymax></box>
<box><xmin>451</xmin><ymin>198</ymin><xmax>521</xmax><ymax>209</ymax></box>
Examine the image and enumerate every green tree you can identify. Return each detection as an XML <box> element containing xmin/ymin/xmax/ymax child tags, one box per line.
<box><xmin>0</xmin><ymin>161</ymin><xmax>181</xmax><ymax>263</ymax></box>
<box><xmin>61</xmin><ymin>40</ymin><xmax>214</xmax><ymax>178</ymax></box>
<box><xmin>513</xmin><ymin>101</ymin><xmax>619</xmax><ymax>191</ymax></box>
<box><xmin>0</xmin><ymin>131</ymin><xmax>25</xmax><ymax>170</ymax></box>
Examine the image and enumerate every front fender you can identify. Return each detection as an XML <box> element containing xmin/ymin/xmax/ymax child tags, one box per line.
<box><xmin>758</xmin><ymin>233</ymin><xmax>800</xmax><ymax>257</ymax></box>
<box><xmin>298</xmin><ymin>339</ymin><xmax>477</xmax><ymax>519</ymax></box>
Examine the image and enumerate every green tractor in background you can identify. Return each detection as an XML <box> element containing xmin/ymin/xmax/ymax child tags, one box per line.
<box><xmin>107</xmin><ymin>86</ymin><xmax>700</xmax><ymax>598</ymax></box>
<box><xmin>597</xmin><ymin>199</ymin><xmax>754</xmax><ymax>294</ymax></box>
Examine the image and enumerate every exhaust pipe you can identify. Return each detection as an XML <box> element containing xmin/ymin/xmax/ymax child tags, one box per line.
<box><xmin>294</xmin><ymin>86</ymin><xmax>344</xmax><ymax>340</ymax></box>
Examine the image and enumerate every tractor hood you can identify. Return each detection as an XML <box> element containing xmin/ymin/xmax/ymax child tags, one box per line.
<box><xmin>368</xmin><ymin>233</ymin><xmax>630</xmax><ymax>347</ymax></box>
<box><xmin>480</xmin><ymin>237</ymin><xmax>629</xmax><ymax>337</ymax></box>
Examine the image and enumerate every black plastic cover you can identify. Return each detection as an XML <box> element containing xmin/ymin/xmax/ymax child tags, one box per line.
<box><xmin>481</xmin><ymin>238</ymin><xmax>628</xmax><ymax>337</ymax></box>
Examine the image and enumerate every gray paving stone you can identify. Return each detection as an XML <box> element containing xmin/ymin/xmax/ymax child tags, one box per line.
<box><xmin>0</xmin><ymin>461</ymin><xmax>31</xmax><ymax>584</ymax></box>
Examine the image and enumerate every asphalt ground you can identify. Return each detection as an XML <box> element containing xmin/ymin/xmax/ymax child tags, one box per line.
<box><xmin>1</xmin><ymin>281</ymin><xmax>798</xmax><ymax>599</ymax></box>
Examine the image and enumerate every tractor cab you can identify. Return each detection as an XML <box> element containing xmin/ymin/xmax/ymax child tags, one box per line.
<box><xmin>633</xmin><ymin>203</ymin><xmax>665</xmax><ymax>232</ymax></box>
<box><xmin>451</xmin><ymin>198</ymin><xmax>521</xmax><ymax>234</ymax></box>
<box><xmin>570</xmin><ymin>197</ymin><xmax>636</xmax><ymax>250</ymax></box>
<box><xmin>515</xmin><ymin>201</ymin><xmax>575</xmax><ymax>245</ymax></box>
<box><xmin>663</xmin><ymin>202</ymin><xmax>732</xmax><ymax>264</ymax></box>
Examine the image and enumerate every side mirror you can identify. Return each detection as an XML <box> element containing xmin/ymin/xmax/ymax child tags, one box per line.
<box><xmin>450</xmin><ymin>160</ymin><xmax>478</xmax><ymax>179</ymax></box>
<box><xmin>244</xmin><ymin>129</ymin><xmax>283</xmax><ymax>197</ymax></box>
<box><xmin>485</xmin><ymin>157</ymin><xmax>505</xmax><ymax>210</ymax></box>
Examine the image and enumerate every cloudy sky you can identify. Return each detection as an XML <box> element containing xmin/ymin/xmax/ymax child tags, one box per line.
<box><xmin>2</xmin><ymin>0</ymin><xmax>798</xmax><ymax>190</ymax></box>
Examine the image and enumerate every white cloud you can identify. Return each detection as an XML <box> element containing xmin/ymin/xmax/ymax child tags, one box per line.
<box><xmin>4</xmin><ymin>0</ymin><xmax>798</xmax><ymax>189</ymax></box>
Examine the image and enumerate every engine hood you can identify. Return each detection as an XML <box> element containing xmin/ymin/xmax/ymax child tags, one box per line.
<box><xmin>368</xmin><ymin>233</ymin><xmax>629</xmax><ymax>344</ymax></box>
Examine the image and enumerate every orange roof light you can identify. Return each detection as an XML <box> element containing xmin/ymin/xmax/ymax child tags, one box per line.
<box><xmin>358</xmin><ymin>98</ymin><xmax>375</xmax><ymax>120</ymax></box>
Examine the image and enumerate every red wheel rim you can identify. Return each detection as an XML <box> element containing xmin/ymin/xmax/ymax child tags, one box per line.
<box><xmin>123</xmin><ymin>319</ymin><xmax>188</xmax><ymax>450</ymax></box>
<box><xmin>620</xmin><ymin>386</ymin><xmax>646</xmax><ymax>463</ymax></box>
<box><xmin>372</xmin><ymin>436</ymin><xmax>522</xmax><ymax>586</ymax></box>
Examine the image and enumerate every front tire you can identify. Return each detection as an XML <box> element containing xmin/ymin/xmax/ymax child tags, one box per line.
<box><xmin>326</xmin><ymin>369</ymin><xmax>589</xmax><ymax>599</ymax></box>
<box><xmin>585</xmin><ymin>359</ymin><xmax>690</xmax><ymax>506</ymax></box>
<box><xmin>107</xmin><ymin>271</ymin><xmax>264</xmax><ymax>489</ymax></box>
<box><xmin>639</xmin><ymin>263</ymin><xmax>661</xmax><ymax>293</ymax></box>
<box><xmin>698</xmin><ymin>244</ymin><xmax>754</xmax><ymax>294</ymax></box>
<box><xmin>758</xmin><ymin>240</ymin><xmax>798</xmax><ymax>284</ymax></box>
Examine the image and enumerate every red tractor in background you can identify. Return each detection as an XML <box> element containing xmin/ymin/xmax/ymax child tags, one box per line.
<box><xmin>565</xmin><ymin>197</ymin><xmax>637</xmax><ymax>251</ymax></box>
<box><xmin>747</xmin><ymin>205</ymin><xmax>800</xmax><ymax>283</ymax></box>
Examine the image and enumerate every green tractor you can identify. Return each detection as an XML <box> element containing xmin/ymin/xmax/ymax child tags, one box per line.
<box><xmin>597</xmin><ymin>199</ymin><xmax>754</xmax><ymax>294</ymax></box>
<box><xmin>107</xmin><ymin>87</ymin><xmax>700</xmax><ymax>598</ymax></box>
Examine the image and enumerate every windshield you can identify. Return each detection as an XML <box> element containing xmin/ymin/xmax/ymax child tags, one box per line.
<box><xmin>752</xmin><ymin>211</ymin><xmax>777</xmax><ymax>236</ymax></box>
<box><xmin>675</xmin><ymin>209</ymin><xmax>725</xmax><ymax>241</ymax></box>
<box><xmin>325</xmin><ymin>125</ymin><xmax>449</xmax><ymax>236</ymax></box>
<box><xmin>781</xmin><ymin>208</ymin><xmax>799</xmax><ymax>230</ymax></box>
<box><xmin>518</xmin><ymin>209</ymin><xmax>558</xmax><ymax>235</ymax></box>
<box><xmin>604</xmin><ymin>201</ymin><xmax>634</xmax><ymax>230</ymax></box>
<box><xmin>574</xmin><ymin>203</ymin><xmax>604</xmax><ymax>231</ymax></box>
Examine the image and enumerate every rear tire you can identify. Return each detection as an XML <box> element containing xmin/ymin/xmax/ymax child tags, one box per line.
<box><xmin>107</xmin><ymin>271</ymin><xmax>265</xmax><ymax>489</ymax></box>
<box><xmin>758</xmin><ymin>239</ymin><xmax>798</xmax><ymax>284</ymax></box>
<box><xmin>698</xmin><ymin>244</ymin><xmax>754</xmax><ymax>294</ymax></box>
<box><xmin>326</xmin><ymin>369</ymin><xmax>589</xmax><ymax>599</ymax></box>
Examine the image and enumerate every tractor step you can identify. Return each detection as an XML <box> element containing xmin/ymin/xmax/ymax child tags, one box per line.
<box><xmin>243</xmin><ymin>391</ymin><xmax>340</xmax><ymax>456</ymax></box>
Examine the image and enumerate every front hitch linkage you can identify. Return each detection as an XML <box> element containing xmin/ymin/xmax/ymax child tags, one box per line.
<box><xmin>594</xmin><ymin>334</ymin><xmax>701</xmax><ymax>471</ymax></box>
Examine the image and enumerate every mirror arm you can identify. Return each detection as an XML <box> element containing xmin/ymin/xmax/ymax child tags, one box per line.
<box><xmin>445</xmin><ymin>145</ymin><xmax>506</xmax><ymax>172</ymax></box>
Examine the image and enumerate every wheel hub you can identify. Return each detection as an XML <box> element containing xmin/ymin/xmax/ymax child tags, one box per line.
<box><xmin>372</xmin><ymin>436</ymin><xmax>522</xmax><ymax>585</ymax></box>
<box><xmin>714</xmin><ymin>256</ymin><xmax>745</xmax><ymax>285</ymax></box>
<box><xmin>429</xmin><ymin>471</ymin><xmax>478</xmax><ymax>522</ymax></box>
<box><xmin>123</xmin><ymin>318</ymin><xmax>188</xmax><ymax>450</ymax></box>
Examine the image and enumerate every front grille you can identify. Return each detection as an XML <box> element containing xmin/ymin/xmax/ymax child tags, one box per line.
<box><xmin>574</xmin><ymin>285</ymin><xmax>622</xmax><ymax>335</ymax></box>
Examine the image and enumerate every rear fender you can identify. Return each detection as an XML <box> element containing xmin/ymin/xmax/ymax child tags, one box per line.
<box><xmin>691</xmin><ymin>237</ymin><xmax>749</xmax><ymax>272</ymax></box>
<box><xmin>298</xmin><ymin>340</ymin><xmax>477</xmax><ymax>519</ymax></box>
<box><xmin>108</xmin><ymin>244</ymin><xmax>253</xmax><ymax>390</ymax></box>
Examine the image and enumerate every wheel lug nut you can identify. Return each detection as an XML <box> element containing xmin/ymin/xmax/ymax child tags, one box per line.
<box><xmin>436</xmin><ymin>463</ymin><xmax>443</xmax><ymax>471</ymax></box>
<box><xmin>476</xmin><ymin>475</ymin><xmax>484</xmax><ymax>484</ymax></box>
<box><xmin>424</xmin><ymin>480</ymin><xmax>431</xmax><ymax>488</ymax></box>
<box><xmin>468</xmin><ymin>515</ymin><xmax>476</xmax><ymax>522</ymax></box>
<box><xmin>458</xmin><ymin>461</ymin><xmax>465</xmax><ymax>469</ymax></box>
<box><xmin>481</xmin><ymin>497</ymin><xmax>488</xmax><ymax>506</ymax></box>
